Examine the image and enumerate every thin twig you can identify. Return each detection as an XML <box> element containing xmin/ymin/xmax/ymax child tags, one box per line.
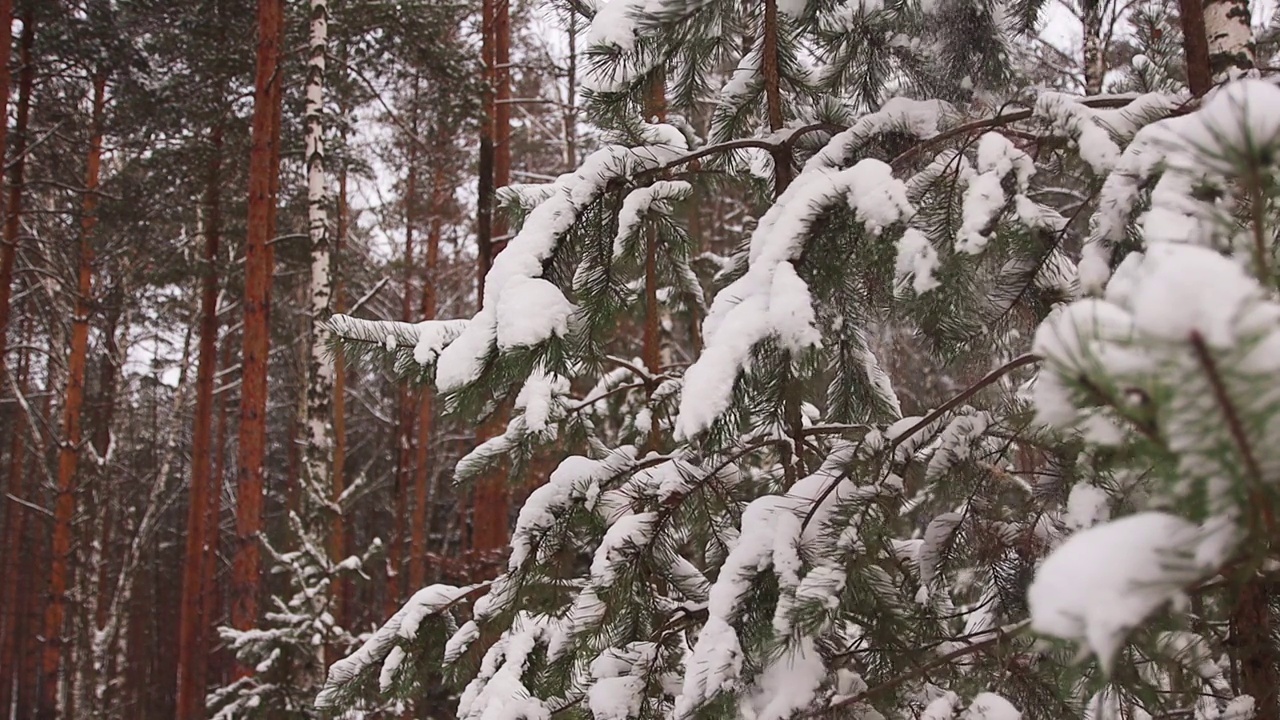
<box><xmin>820</xmin><ymin>621</ymin><xmax>1031</xmax><ymax>715</ymax></box>
<box><xmin>1188</xmin><ymin>331</ymin><xmax>1275</xmax><ymax>535</ymax></box>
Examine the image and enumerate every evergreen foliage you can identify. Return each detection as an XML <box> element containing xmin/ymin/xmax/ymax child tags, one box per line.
<box><xmin>210</xmin><ymin>477</ymin><xmax>386</xmax><ymax>718</ymax></box>
<box><xmin>318</xmin><ymin>1</ymin><xmax>1280</xmax><ymax>719</ymax></box>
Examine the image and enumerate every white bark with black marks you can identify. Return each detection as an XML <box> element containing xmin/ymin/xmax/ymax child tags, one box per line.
<box><xmin>1205</xmin><ymin>0</ymin><xmax>1254</xmax><ymax>79</ymax></box>
<box><xmin>301</xmin><ymin>0</ymin><xmax>335</xmax><ymax>524</ymax></box>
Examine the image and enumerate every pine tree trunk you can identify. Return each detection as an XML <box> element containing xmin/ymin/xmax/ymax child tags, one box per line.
<box><xmin>472</xmin><ymin>0</ymin><xmax>513</xmax><ymax>569</ymax></box>
<box><xmin>410</xmin><ymin>156</ymin><xmax>445</xmax><ymax>590</ymax></box>
<box><xmin>762</xmin><ymin>0</ymin><xmax>791</xmax><ymax>193</ymax></box>
<box><xmin>1081</xmin><ymin>0</ymin><xmax>1104</xmax><ymax>94</ymax></box>
<box><xmin>388</xmin><ymin>118</ymin><xmax>419</xmax><ymax>613</ymax></box>
<box><xmin>468</xmin><ymin>0</ymin><xmax>497</xmax><ymax>564</ymax></box>
<box><xmin>476</xmin><ymin>0</ymin><xmax>496</xmax><ymax>299</ymax></box>
<box><xmin>231</xmin><ymin>0</ymin><xmax>285</xmax><ymax>675</ymax></box>
<box><xmin>643</xmin><ymin>76</ymin><xmax>665</xmax><ymax>448</ymax></box>
<box><xmin>1178</xmin><ymin>0</ymin><xmax>1213</xmax><ymax>97</ymax></box>
<box><xmin>0</xmin><ymin>0</ymin><xmax>18</xmax><ymax>395</ymax></box>
<box><xmin>39</xmin><ymin>70</ymin><xmax>106</xmax><ymax>720</ymax></box>
<box><xmin>563</xmin><ymin>11</ymin><xmax>577</xmax><ymax>172</ymax></box>
<box><xmin>1233</xmin><ymin>579</ymin><xmax>1278</xmax><ymax>720</ymax></box>
<box><xmin>1204</xmin><ymin>0</ymin><xmax>1253</xmax><ymax>78</ymax></box>
<box><xmin>0</xmin><ymin>321</ymin><xmax>30</xmax><ymax>717</ymax></box>
<box><xmin>0</xmin><ymin>15</ymin><xmax>32</xmax><ymax>715</ymax></box>
<box><xmin>300</xmin><ymin>0</ymin><xmax>333</xmax><ymax>540</ymax></box>
<box><xmin>22</xmin><ymin>343</ymin><xmax>59</xmax><ymax>720</ymax></box>
<box><xmin>331</xmin><ymin>158</ymin><xmax>350</xmax><ymax>632</ymax></box>
<box><xmin>175</xmin><ymin>123</ymin><xmax>224</xmax><ymax>720</ymax></box>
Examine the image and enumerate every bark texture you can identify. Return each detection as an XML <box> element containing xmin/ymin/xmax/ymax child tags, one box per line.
<box><xmin>1204</xmin><ymin>0</ymin><xmax>1254</xmax><ymax>78</ymax></box>
<box><xmin>231</xmin><ymin>0</ymin><xmax>286</xmax><ymax>674</ymax></box>
<box><xmin>39</xmin><ymin>70</ymin><xmax>107</xmax><ymax>720</ymax></box>
<box><xmin>1178</xmin><ymin>0</ymin><xmax>1213</xmax><ymax>97</ymax></box>
<box><xmin>174</xmin><ymin>123</ymin><xmax>224</xmax><ymax>720</ymax></box>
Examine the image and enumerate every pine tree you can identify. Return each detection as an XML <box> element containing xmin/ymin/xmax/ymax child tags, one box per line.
<box><xmin>318</xmin><ymin>1</ymin><xmax>1280</xmax><ymax>720</ymax></box>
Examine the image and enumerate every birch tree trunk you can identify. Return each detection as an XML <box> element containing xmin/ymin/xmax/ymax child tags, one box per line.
<box><xmin>231</xmin><ymin>0</ymin><xmax>285</xmax><ymax>675</ymax></box>
<box><xmin>39</xmin><ymin>70</ymin><xmax>107</xmax><ymax>720</ymax></box>
<box><xmin>300</xmin><ymin>0</ymin><xmax>333</xmax><ymax>530</ymax></box>
<box><xmin>1204</xmin><ymin>0</ymin><xmax>1254</xmax><ymax>78</ymax></box>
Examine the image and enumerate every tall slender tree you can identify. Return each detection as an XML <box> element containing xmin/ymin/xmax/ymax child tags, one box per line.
<box><xmin>174</xmin><ymin>123</ymin><xmax>225</xmax><ymax>720</ymax></box>
<box><xmin>230</xmin><ymin>0</ymin><xmax>286</xmax><ymax>675</ymax></box>
<box><xmin>39</xmin><ymin>69</ymin><xmax>108</xmax><ymax>720</ymax></box>
<box><xmin>471</xmin><ymin>0</ymin><xmax>512</xmax><ymax>565</ymax></box>
<box><xmin>0</xmin><ymin>13</ymin><xmax>34</xmax><ymax>714</ymax></box>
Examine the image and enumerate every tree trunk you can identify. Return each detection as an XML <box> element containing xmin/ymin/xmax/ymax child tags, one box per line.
<box><xmin>85</xmin><ymin>286</ymin><xmax>124</xmax><ymax>718</ymax></box>
<box><xmin>331</xmin><ymin>157</ymin><xmax>350</xmax><ymax>632</ymax></box>
<box><xmin>472</xmin><ymin>0</ymin><xmax>513</xmax><ymax>570</ymax></box>
<box><xmin>39</xmin><ymin>70</ymin><xmax>107</xmax><ymax>720</ymax></box>
<box><xmin>0</xmin><ymin>15</ymin><xmax>32</xmax><ymax>715</ymax></box>
<box><xmin>410</xmin><ymin>156</ymin><xmax>446</xmax><ymax>590</ymax></box>
<box><xmin>388</xmin><ymin>107</ymin><xmax>419</xmax><ymax>613</ymax></box>
<box><xmin>1204</xmin><ymin>0</ymin><xmax>1254</xmax><ymax>78</ymax></box>
<box><xmin>0</xmin><ymin>320</ymin><xmax>30</xmax><ymax>718</ymax></box>
<box><xmin>476</xmin><ymin>0</ymin><xmax>497</xmax><ymax>298</ymax></box>
<box><xmin>230</xmin><ymin>0</ymin><xmax>285</xmax><ymax>676</ymax></box>
<box><xmin>1081</xmin><ymin>0</ymin><xmax>1105</xmax><ymax>94</ymax></box>
<box><xmin>22</xmin><ymin>342</ymin><xmax>58</xmax><ymax>720</ymax></box>
<box><xmin>563</xmin><ymin>9</ymin><xmax>577</xmax><ymax>172</ymax></box>
<box><xmin>761</xmin><ymin>0</ymin><xmax>791</xmax><ymax>194</ymax></box>
<box><xmin>175</xmin><ymin>123</ymin><xmax>224</xmax><ymax>720</ymax></box>
<box><xmin>643</xmin><ymin>76</ymin><xmax>665</xmax><ymax>448</ymax></box>
<box><xmin>1233</xmin><ymin>578</ymin><xmax>1278</xmax><ymax>720</ymax></box>
<box><xmin>300</xmin><ymin>0</ymin><xmax>333</xmax><ymax>535</ymax></box>
<box><xmin>1178</xmin><ymin>0</ymin><xmax>1213</xmax><ymax>97</ymax></box>
<box><xmin>0</xmin><ymin>0</ymin><xmax>19</xmax><ymax>396</ymax></box>
<box><xmin>207</xmin><ymin>330</ymin><xmax>233</xmax><ymax>688</ymax></box>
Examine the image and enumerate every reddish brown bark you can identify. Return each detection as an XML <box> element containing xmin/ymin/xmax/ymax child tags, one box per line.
<box><xmin>761</xmin><ymin>0</ymin><xmax>791</xmax><ymax>194</ymax></box>
<box><xmin>471</xmin><ymin>0</ymin><xmax>513</xmax><ymax>570</ymax></box>
<box><xmin>39</xmin><ymin>70</ymin><xmax>107</xmax><ymax>720</ymax></box>
<box><xmin>175</xmin><ymin>123</ymin><xmax>224</xmax><ymax>720</ymax></box>
<box><xmin>643</xmin><ymin>77</ymin><xmax>666</xmax><ymax>449</ymax></box>
<box><xmin>1233</xmin><ymin>578</ymin><xmax>1279</xmax><ymax>720</ymax></box>
<box><xmin>1178</xmin><ymin>0</ymin><xmax>1212</xmax><ymax>97</ymax></box>
<box><xmin>410</xmin><ymin>159</ymin><xmax>446</xmax><ymax>589</ymax></box>
<box><xmin>230</xmin><ymin>0</ymin><xmax>285</xmax><ymax>675</ymax></box>
<box><xmin>0</xmin><ymin>0</ymin><xmax>19</xmax><ymax>387</ymax></box>
<box><xmin>0</xmin><ymin>320</ymin><xmax>30</xmax><ymax>716</ymax></box>
<box><xmin>0</xmin><ymin>15</ymin><xmax>32</xmax><ymax>714</ymax></box>
<box><xmin>476</xmin><ymin>0</ymin><xmax>496</xmax><ymax>297</ymax></box>
<box><xmin>331</xmin><ymin>162</ymin><xmax>350</xmax><ymax>629</ymax></box>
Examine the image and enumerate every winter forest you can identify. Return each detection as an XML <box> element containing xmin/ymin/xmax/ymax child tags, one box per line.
<box><xmin>5</xmin><ymin>0</ymin><xmax>1280</xmax><ymax>718</ymax></box>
